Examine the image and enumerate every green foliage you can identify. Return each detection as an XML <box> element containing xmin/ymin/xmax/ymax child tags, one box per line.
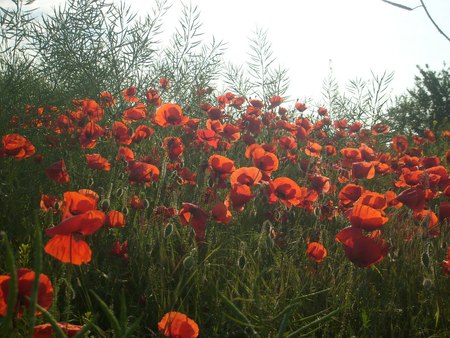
<box><xmin>387</xmin><ymin>64</ymin><xmax>450</xmax><ymax>134</ymax></box>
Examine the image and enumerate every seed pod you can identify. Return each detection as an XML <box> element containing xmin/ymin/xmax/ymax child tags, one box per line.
<box><xmin>421</xmin><ymin>251</ymin><xmax>430</xmax><ymax>269</ymax></box>
<box><xmin>237</xmin><ymin>255</ymin><xmax>246</xmax><ymax>269</ymax></box>
<box><xmin>100</xmin><ymin>199</ymin><xmax>110</xmax><ymax>212</ymax></box>
<box><xmin>116</xmin><ymin>188</ymin><xmax>124</xmax><ymax>198</ymax></box>
<box><xmin>183</xmin><ymin>255</ymin><xmax>195</xmax><ymax>270</ymax></box>
<box><xmin>144</xmin><ymin>199</ymin><xmax>150</xmax><ymax>209</ymax></box>
<box><xmin>164</xmin><ymin>223</ymin><xmax>174</xmax><ymax>238</ymax></box>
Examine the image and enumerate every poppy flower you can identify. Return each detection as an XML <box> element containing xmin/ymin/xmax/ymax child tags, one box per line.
<box><xmin>130</xmin><ymin>195</ymin><xmax>145</xmax><ymax>209</ymax></box>
<box><xmin>208</xmin><ymin>155</ymin><xmax>235</xmax><ymax>185</ymax></box>
<box><xmin>86</xmin><ymin>154</ymin><xmax>111</xmax><ymax>171</ymax></box>
<box><xmin>127</xmin><ymin>161</ymin><xmax>160</xmax><ymax>186</ymax></box>
<box><xmin>348</xmin><ymin>204</ymin><xmax>389</xmax><ymax>231</ymax></box>
<box><xmin>206</xmin><ymin>119</ymin><xmax>223</xmax><ymax>133</ymax></box>
<box><xmin>304</xmin><ymin>141</ymin><xmax>322</xmax><ymax>158</ymax></box>
<box><xmin>44</xmin><ymin>210</ymin><xmax>106</xmax><ymax>265</ymax></box>
<box><xmin>122</xmin><ymin>86</ymin><xmax>140</xmax><ymax>102</ymax></box>
<box><xmin>372</xmin><ymin>123</ymin><xmax>389</xmax><ymax>135</ymax></box>
<box><xmin>306</xmin><ymin>242</ymin><xmax>327</xmax><ymax>262</ymax></box>
<box><xmin>131</xmin><ymin>125</ymin><xmax>154</xmax><ymax>143</ymax></box>
<box><xmin>179</xmin><ymin>203</ymin><xmax>208</xmax><ymax>242</ymax></box>
<box><xmin>392</xmin><ymin>135</ymin><xmax>409</xmax><ymax>153</ymax></box>
<box><xmin>251</xmin><ymin>148</ymin><xmax>279</xmax><ymax>178</ymax></box>
<box><xmin>0</xmin><ymin>268</ymin><xmax>53</xmax><ymax>317</ymax></box>
<box><xmin>335</xmin><ymin>227</ymin><xmax>389</xmax><ymax>268</ymax></box>
<box><xmin>158</xmin><ymin>311</ymin><xmax>199</xmax><ymax>338</ymax></box>
<box><xmin>212</xmin><ymin>201</ymin><xmax>232</xmax><ymax>224</ymax></box>
<box><xmin>229</xmin><ymin>183</ymin><xmax>254</xmax><ymax>211</ymax></box>
<box><xmin>33</xmin><ymin>322</ymin><xmax>83</xmax><ymax>338</ymax></box>
<box><xmin>338</xmin><ymin>184</ymin><xmax>364</xmax><ymax>208</ymax></box>
<box><xmin>395</xmin><ymin>187</ymin><xmax>426</xmax><ymax>211</ymax></box>
<box><xmin>60</xmin><ymin>191</ymin><xmax>97</xmax><ymax>220</ymax></box>
<box><xmin>112</xmin><ymin>121</ymin><xmax>132</xmax><ymax>145</ymax></box>
<box><xmin>123</xmin><ymin>103</ymin><xmax>147</xmax><ymax>122</ymax></box>
<box><xmin>195</xmin><ymin>129</ymin><xmax>220</xmax><ymax>149</ymax></box>
<box><xmin>80</xmin><ymin>99</ymin><xmax>104</xmax><ymax>122</ymax></box>
<box><xmin>155</xmin><ymin>103</ymin><xmax>188</xmax><ymax>127</ymax></box>
<box><xmin>45</xmin><ymin>159</ymin><xmax>70</xmax><ymax>183</ymax></box>
<box><xmin>40</xmin><ymin>194</ymin><xmax>59</xmax><ymax>213</ymax></box>
<box><xmin>146</xmin><ymin>88</ymin><xmax>162</xmax><ymax>106</ymax></box>
<box><xmin>116</xmin><ymin>146</ymin><xmax>135</xmax><ymax>161</ymax></box>
<box><xmin>439</xmin><ymin>202</ymin><xmax>450</xmax><ymax>223</ymax></box>
<box><xmin>355</xmin><ymin>191</ymin><xmax>387</xmax><ymax>210</ymax></box>
<box><xmin>351</xmin><ymin>161</ymin><xmax>375</xmax><ymax>180</ymax></box>
<box><xmin>99</xmin><ymin>91</ymin><xmax>116</xmax><ymax>108</ymax></box>
<box><xmin>106</xmin><ymin>210</ymin><xmax>126</xmax><ymax>228</ymax></box>
<box><xmin>295</xmin><ymin>102</ymin><xmax>307</xmax><ymax>112</ymax></box>
<box><xmin>1</xmin><ymin>133</ymin><xmax>36</xmax><ymax>160</ymax></box>
<box><xmin>229</xmin><ymin>167</ymin><xmax>262</xmax><ymax>187</ymax></box>
<box><xmin>163</xmin><ymin>137</ymin><xmax>184</xmax><ymax>161</ymax></box>
<box><xmin>79</xmin><ymin>122</ymin><xmax>104</xmax><ymax>148</ymax></box>
<box><xmin>221</xmin><ymin>123</ymin><xmax>241</xmax><ymax>142</ymax></box>
<box><xmin>159</xmin><ymin>77</ymin><xmax>170</xmax><ymax>90</ymax></box>
<box><xmin>308</xmin><ymin>174</ymin><xmax>331</xmax><ymax>194</ymax></box>
<box><xmin>267</xmin><ymin>177</ymin><xmax>303</xmax><ymax>208</ymax></box>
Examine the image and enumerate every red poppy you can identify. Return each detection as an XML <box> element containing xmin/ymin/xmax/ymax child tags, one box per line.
<box><xmin>195</xmin><ymin>129</ymin><xmax>220</xmax><ymax>149</ymax></box>
<box><xmin>45</xmin><ymin>160</ymin><xmax>70</xmax><ymax>184</ymax></box>
<box><xmin>112</xmin><ymin>121</ymin><xmax>132</xmax><ymax>145</ymax></box>
<box><xmin>179</xmin><ymin>203</ymin><xmax>208</xmax><ymax>242</ymax></box>
<box><xmin>267</xmin><ymin>177</ymin><xmax>303</xmax><ymax>208</ymax></box>
<box><xmin>355</xmin><ymin>191</ymin><xmax>387</xmax><ymax>210</ymax></box>
<box><xmin>372</xmin><ymin>123</ymin><xmax>389</xmax><ymax>135</ymax></box>
<box><xmin>308</xmin><ymin>174</ymin><xmax>331</xmax><ymax>194</ymax></box>
<box><xmin>335</xmin><ymin>227</ymin><xmax>389</xmax><ymax>268</ymax></box>
<box><xmin>131</xmin><ymin>124</ymin><xmax>154</xmax><ymax>143</ymax></box>
<box><xmin>229</xmin><ymin>183</ymin><xmax>254</xmax><ymax>211</ymax></box>
<box><xmin>44</xmin><ymin>210</ymin><xmax>106</xmax><ymax>265</ymax></box>
<box><xmin>155</xmin><ymin>103</ymin><xmax>188</xmax><ymax>127</ymax></box>
<box><xmin>60</xmin><ymin>191</ymin><xmax>97</xmax><ymax>220</ymax></box>
<box><xmin>395</xmin><ymin>186</ymin><xmax>426</xmax><ymax>211</ymax></box>
<box><xmin>80</xmin><ymin>99</ymin><xmax>104</xmax><ymax>122</ymax></box>
<box><xmin>208</xmin><ymin>155</ymin><xmax>236</xmax><ymax>184</ymax></box>
<box><xmin>158</xmin><ymin>311</ymin><xmax>199</xmax><ymax>338</ymax></box>
<box><xmin>99</xmin><ymin>91</ymin><xmax>116</xmax><ymax>108</ymax></box>
<box><xmin>146</xmin><ymin>88</ymin><xmax>162</xmax><ymax>106</ymax></box>
<box><xmin>1</xmin><ymin>133</ymin><xmax>36</xmax><ymax>160</ymax></box>
<box><xmin>116</xmin><ymin>146</ymin><xmax>135</xmax><ymax>161</ymax></box>
<box><xmin>352</xmin><ymin>161</ymin><xmax>375</xmax><ymax>180</ymax></box>
<box><xmin>127</xmin><ymin>161</ymin><xmax>160</xmax><ymax>186</ymax></box>
<box><xmin>306</xmin><ymin>242</ymin><xmax>327</xmax><ymax>262</ymax></box>
<box><xmin>122</xmin><ymin>86</ymin><xmax>139</xmax><ymax>102</ymax></box>
<box><xmin>33</xmin><ymin>322</ymin><xmax>83</xmax><ymax>338</ymax></box>
<box><xmin>79</xmin><ymin>122</ymin><xmax>104</xmax><ymax>148</ymax></box>
<box><xmin>0</xmin><ymin>268</ymin><xmax>53</xmax><ymax>317</ymax></box>
<box><xmin>159</xmin><ymin>77</ymin><xmax>170</xmax><ymax>90</ymax></box>
<box><xmin>392</xmin><ymin>135</ymin><xmax>409</xmax><ymax>153</ymax></box>
<box><xmin>338</xmin><ymin>184</ymin><xmax>364</xmax><ymax>208</ymax></box>
<box><xmin>304</xmin><ymin>141</ymin><xmax>322</xmax><ymax>158</ymax></box>
<box><xmin>439</xmin><ymin>202</ymin><xmax>450</xmax><ymax>223</ymax></box>
<box><xmin>229</xmin><ymin>167</ymin><xmax>262</xmax><ymax>187</ymax></box>
<box><xmin>221</xmin><ymin>123</ymin><xmax>241</xmax><ymax>142</ymax></box>
<box><xmin>268</xmin><ymin>95</ymin><xmax>284</xmax><ymax>109</ymax></box>
<box><xmin>86</xmin><ymin>154</ymin><xmax>111</xmax><ymax>171</ymax></box>
<box><xmin>130</xmin><ymin>195</ymin><xmax>145</xmax><ymax>209</ymax></box>
<box><xmin>348</xmin><ymin>204</ymin><xmax>389</xmax><ymax>231</ymax></box>
<box><xmin>40</xmin><ymin>194</ymin><xmax>59</xmax><ymax>213</ymax></box>
<box><xmin>106</xmin><ymin>210</ymin><xmax>126</xmax><ymax>228</ymax></box>
<box><xmin>251</xmin><ymin>147</ymin><xmax>279</xmax><ymax>178</ymax></box>
<box><xmin>123</xmin><ymin>103</ymin><xmax>147</xmax><ymax>121</ymax></box>
<box><xmin>212</xmin><ymin>201</ymin><xmax>232</xmax><ymax>224</ymax></box>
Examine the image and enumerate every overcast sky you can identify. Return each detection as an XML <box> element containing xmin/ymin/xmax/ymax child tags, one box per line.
<box><xmin>2</xmin><ymin>0</ymin><xmax>449</xmax><ymax>103</ymax></box>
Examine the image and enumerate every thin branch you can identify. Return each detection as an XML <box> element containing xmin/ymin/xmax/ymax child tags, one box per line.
<box><xmin>419</xmin><ymin>0</ymin><xmax>450</xmax><ymax>43</ymax></box>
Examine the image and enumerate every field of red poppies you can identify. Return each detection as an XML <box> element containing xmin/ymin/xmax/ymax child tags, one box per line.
<box><xmin>0</xmin><ymin>79</ymin><xmax>450</xmax><ymax>337</ymax></box>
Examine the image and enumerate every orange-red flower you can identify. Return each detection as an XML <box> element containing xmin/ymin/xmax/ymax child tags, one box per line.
<box><xmin>304</xmin><ymin>141</ymin><xmax>322</xmax><ymax>158</ymax></box>
<box><xmin>208</xmin><ymin>155</ymin><xmax>235</xmax><ymax>185</ymax></box>
<box><xmin>46</xmin><ymin>159</ymin><xmax>70</xmax><ymax>183</ymax></box>
<box><xmin>267</xmin><ymin>177</ymin><xmax>303</xmax><ymax>208</ymax></box>
<box><xmin>86</xmin><ymin>154</ymin><xmax>111</xmax><ymax>171</ymax></box>
<box><xmin>348</xmin><ymin>204</ymin><xmax>389</xmax><ymax>231</ymax></box>
<box><xmin>44</xmin><ymin>210</ymin><xmax>106</xmax><ymax>265</ymax></box>
<box><xmin>106</xmin><ymin>210</ymin><xmax>126</xmax><ymax>228</ymax></box>
<box><xmin>158</xmin><ymin>311</ymin><xmax>199</xmax><ymax>338</ymax></box>
<box><xmin>1</xmin><ymin>134</ymin><xmax>35</xmax><ymax>160</ymax></box>
<box><xmin>336</xmin><ymin>227</ymin><xmax>389</xmax><ymax>268</ymax></box>
<box><xmin>163</xmin><ymin>137</ymin><xmax>184</xmax><ymax>160</ymax></box>
<box><xmin>338</xmin><ymin>184</ymin><xmax>364</xmax><ymax>208</ymax></box>
<box><xmin>112</xmin><ymin>121</ymin><xmax>132</xmax><ymax>145</ymax></box>
<box><xmin>99</xmin><ymin>91</ymin><xmax>116</xmax><ymax>108</ymax></box>
<box><xmin>127</xmin><ymin>161</ymin><xmax>160</xmax><ymax>186</ymax></box>
<box><xmin>179</xmin><ymin>203</ymin><xmax>208</xmax><ymax>242</ymax></box>
<box><xmin>79</xmin><ymin>122</ymin><xmax>104</xmax><ymax>148</ymax></box>
<box><xmin>351</xmin><ymin>161</ymin><xmax>375</xmax><ymax>180</ymax></box>
<box><xmin>122</xmin><ymin>86</ymin><xmax>139</xmax><ymax>102</ymax></box>
<box><xmin>123</xmin><ymin>103</ymin><xmax>147</xmax><ymax>122</ymax></box>
<box><xmin>33</xmin><ymin>322</ymin><xmax>83</xmax><ymax>338</ymax></box>
<box><xmin>131</xmin><ymin>124</ymin><xmax>154</xmax><ymax>143</ymax></box>
<box><xmin>212</xmin><ymin>201</ymin><xmax>232</xmax><ymax>224</ymax></box>
<box><xmin>155</xmin><ymin>103</ymin><xmax>188</xmax><ymax>127</ymax></box>
<box><xmin>229</xmin><ymin>167</ymin><xmax>262</xmax><ymax>187</ymax></box>
<box><xmin>306</xmin><ymin>242</ymin><xmax>327</xmax><ymax>262</ymax></box>
<box><xmin>0</xmin><ymin>268</ymin><xmax>53</xmax><ymax>317</ymax></box>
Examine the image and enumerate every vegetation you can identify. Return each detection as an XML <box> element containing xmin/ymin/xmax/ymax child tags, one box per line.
<box><xmin>1</xmin><ymin>1</ymin><xmax>450</xmax><ymax>337</ymax></box>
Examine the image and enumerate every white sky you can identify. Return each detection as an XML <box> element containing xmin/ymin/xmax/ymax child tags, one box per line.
<box><xmin>2</xmin><ymin>0</ymin><xmax>450</xmax><ymax>102</ymax></box>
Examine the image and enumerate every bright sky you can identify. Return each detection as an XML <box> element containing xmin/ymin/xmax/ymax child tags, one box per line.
<box><xmin>2</xmin><ymin>0</ymin><xmax>450</xmax><ymax>102</ymax></box>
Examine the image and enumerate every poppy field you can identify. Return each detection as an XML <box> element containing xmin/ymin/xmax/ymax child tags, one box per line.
<box><xmin>1</xmin><ymin>81</ymin><xmax>450</xmax><ymax>337</ymax></box>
